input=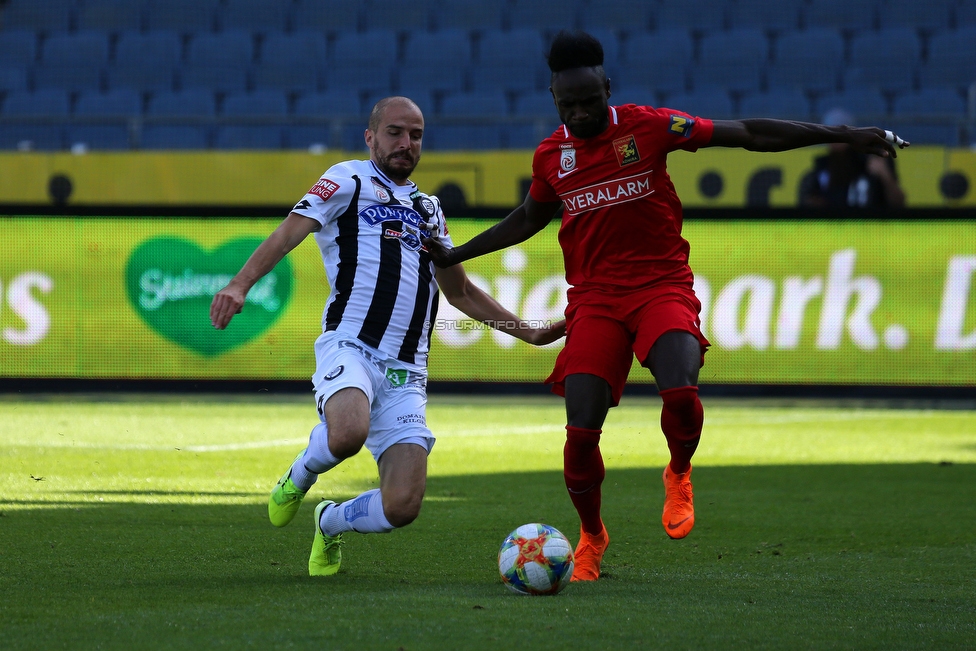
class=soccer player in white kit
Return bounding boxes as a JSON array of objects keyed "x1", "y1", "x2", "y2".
[{"x1": 210, "y1": 97, "x2": 565, "y2": 576}]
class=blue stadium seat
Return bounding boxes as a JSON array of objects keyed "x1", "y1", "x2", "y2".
[
  {"x1": 653, "y1": 0, "x2": 728, "y2": 33},
  {"x1": 75, "y1": 89, "x2": 142, "y2": 116},
  {"x1": 0, "y1": 125, "x2": 64, "y2": 150},
  {"x1": 145, "y1": 0, "x2": 219, "y2": 33},
  {"x1": 66, "y1": 124, "x2": 132, "y2": 150},
  {"x1": 149, "y1": 90, "x2": 217, "y2": 117},
  {"x1": 514, "y1": 90, "x2": 556, "y2": 117},
  {"x1": 614, "y1": 86, "x2": 663, "y2": 107},
  {"x1": 766, "y1": 28, "x2": 843, "y2": 94},
  {"x1": 803, "y1": 0, "x2": 878, "y2": 32},
  {"x1": 584, "y1": 29, "x2": 623, "y2": 70},
  {"x1": 294, "y1": 91, "x2": 363, "y2": 118},
  {"x1": 222, "y1": 90, "x2": 289, "y2": 117},
  {"x1": 0, "y1": 30, "x2": 39, "y2": 67},
  {"x1": 140, "y1": 125, "x2": 211, "y2": 149},
  {"x1": 76, "y1": 0, "x2": 144, "y2": 33},
  {"x1": 883, "y1": 122, "x2": 962, "y2": 147},
  {"x1": 253, "y1": 31, "x2": 327, "y2": 93},
  {"x1": 440, "y1": 91, "x2": 509, "y2": 118},
  {"x1": 328, "y1": 30, "x2": 398, "y2": 93},
  {"x1": 693, "y1": 29, "x2": 769, "y2": 93},
  {"x1": 0, "y1": 0, "x2": 75, "y2": 34},
  {"x1": 33, "y1": 31, "x2": 110, "y2": 92},
  {"x1": 471, "y1": 29, "x2": 548, "y2": 93},
  {"x1": 362, "y1": 0, "x2": 435, "y2": 32},
  {"x1": 877, "y1": 0, "x2": 954, "y2": 31},
  {"x1": 578, "y1": 2, "x2": 653, "y2": 34},
  {"x1": 507, "y1": 0, "x2": 581, "y2": 32},
  {"x1": 290, "y1": 0, "x2": 361, "y2": 34},
  {"x1": 107, "y1": 31, "x2": 181, "y2": 93},
  {"x1": 918, "y1": 28, "x2": 976, "y2": 93},
  {"x1": 814, "y1": 89, "x2": 889, "y2": 122},
  {"x1": 214, "y1": 125, "x2": 284, "y2": 149},
  {"x1": 219, "y1": 0, "x2": 290, "y2": 33},
  {"x1": 433, "y1": 2, "x2": 505, "y2": 31},
  {"x1": 621, "y1": 29, "x2": 693, "y2": 97},
  {"x1": 398, "y1": 30, "x2": 471, "y2": 94},
  {"x1": 727, "y1": 0, "x2": 802, "y2": 32},
  {"x1": 504, "y1": 121, "x2": 561, "y2": 149},
  {"x1": 958, "y1": 3, "x2": 976, "y2": 28},
  {"x1": 738, "y1": 89, "x2": 812, "y2": 120},
  {"x1": 661, "y1": 89, "x2": 736, "y2": 119},
  {"x1": 180, "y1": 31, "x2": 255, "y2": 94},
  {"x1": 286, "y1": 124, "x2": 332, "y2": 150},
  {"x1": 892, "y1": 87, "x2": 966, "y2": 118},
  {"x1": 0, "y1": 65, "x2": 28, "y2": 93},
  {"x1": 425, "y1": 124, "x2": 502, "y2": 150},
  {"x1": 844, "y1": 28, "x2": 920, "y2": 93},
  {"x1": 2, "y1": 89, "x2": 71, "y2": 115}
]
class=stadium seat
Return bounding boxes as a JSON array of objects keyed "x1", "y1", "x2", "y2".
[
  {"x1": 584, "y1": 29, "x2": 623, "y2": 70},
  {"x1": 253, "y1": 31, "x2": 327, "y2": 94},
  {"x1": 214, "y1": 125, "x2": 284, "y2": 149},
  {"x1": 33, "y1": 31, "x2": 110, "y2": 92},
  {"x1": 881, "y1": 120, "x2": 962, "y2": 147},
  {"x1": 424, "y1": 124, "x2": 503, "y2": 150},
  {"x1": 738, "y1": 89, "x2": 812, "y2": 120},
  {"x1": 145, "y1": 0, "x2": 219, "y2": 33},
  {"x1": 66, "y1": 124, "x2": 133, "y2": 150},
  {"x1": 766, "y1": 28, "x2": 844, "y2": 94},
  {"x1": 693, "y1": 29, "x2": 769, "y2": 93},
  {"x1": 294, "y1": 91, "x2": 363, "y2": 118},
  {"x1": 918, "y1": 28, "x2": 976, "y2": 93},
  {"x1": 814, "y1": 89, "x2": 889, "y2": 122},
  {"x1": 218, "y1": 0, "x2": 290, "y2": 33},
  {"x1": 362, "y1": 0, "x2": 436, "y2": 32},
  {"x1": 290, "y1": 0, "x2": 361, "y2": 34},
  {"x1": 506, "y1": 0, "x2": 582, "y2": 33},
  {"x1": 75, "y1": 89, "x2": 142, "y2": 116},
  {"x1": 504, "y1": 121, "x2": 561, "y2": 149},
  {"x1": 958, "y1": 3, "x2": 976, "y2": 27},
  {"x1": 514, "y1": 90, "x2": 556, "y2": 117},
  {"x1": 844, "y1": 28, "x2": 920, "y2": 93},
  {"x1": 0, "y1": 89, "x2": 69, "y2": 150},
  {"x1": 328, "y1": 30, "x2": 398, "y2": 93},
  {"x1": 471, "y1": 29, "x2": 548, "y2": 93},
  {"x1": 803, "y1": 0, "x2": 878, "y2": 32},
  {"x1": 76, "y1": 0, "x2": 144, "y2": 33},
  {"x1": 440, "y1": 91, "x2": 509, "y2": 118},
  {"x1": 0, "y1": 30, "x2": 38, "y2": 67},
  {"x1": 107, "y1": 31, "x2": 182, "y2": 94},
  {"x1": 0, "y1": 65, "x2": 28, "y2": 93},
  {"x1": 877, "y1": 0, "x2": 954, "y2": 31},
  {"x1": 286, "y1": 124, "x2": 333, "y2": 150},
  {"x1": 222, "y1": 90, "x2": 289, "y2": 117},
  {"x1": 578, "y1": 2, "x2": 653, "y2": 33},
  {"x1": 433, "y1": 2, "x2": 505, "y2": 31},
  {"x1": 180, "y1": 31, "x2": 255, "y2": 94},
  {"x1": 653, "y1": 0, "x2": 728, "y2": 33},
  {"x1": 0, "y1": 0, "x2": 75, "y2": 34},
  {"x1": 727, "y1": 0, "x2": 802, "y2": 32},
  {"x1": 621, "y1": 29, "x2": 693, "y2": 97},
  {"x1": 661, "y1": 89, "x2": 736, "y2": 119},
  {"x1": 140, "y1": 125, "x2": 211, "y2": 149},
  {"x1": 892, "y1": 87, "x2": 966, "y2": 118},
  {"x1": 0, "y1": 124, "x2": 64, "y2": 150},
  {"x1": 398, "y1": 30, "x2": 472, "y2": 94},
  {"x1": 148, "y1": 90, "x2": 217, "y2": 117},
  {"x1": 2, "y1": 89, "x2": 71, "y2": 115}
]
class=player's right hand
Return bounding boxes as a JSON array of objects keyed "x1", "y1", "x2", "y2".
[{"x1": 210, "y1": 286, "x2": 245, "y2": 329}]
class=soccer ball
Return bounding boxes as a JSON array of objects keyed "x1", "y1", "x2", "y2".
[{"x1": 498, "y1": 523, "x2": 575, "y2": 595}]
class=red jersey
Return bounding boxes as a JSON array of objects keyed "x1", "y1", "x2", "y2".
[{"x1": 529, "y1": 104, "x2": 713, "y2": 298}]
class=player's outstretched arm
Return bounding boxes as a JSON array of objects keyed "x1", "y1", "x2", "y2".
[
  {"x1": 210, "y1": 212, "x2": 318, "y2": 329},
  {"x1": 424, "y1": 194, "x2": 561, "y2": 268},
  {"x1": 709, "y1": 119, "x2": 910, "y2": 158},
  {"x1": 434, "y1": 264, "x2": 566, "y2": 346}
]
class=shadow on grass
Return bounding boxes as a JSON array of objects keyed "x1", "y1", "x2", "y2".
[{"x1": 1, "y1": 463, "x2": 974, "y2": 650}]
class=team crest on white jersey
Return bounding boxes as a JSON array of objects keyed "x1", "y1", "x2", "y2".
[
  {"x1": 371, "y1": 178, "x2": 391, "y2": 203},
  {"x1": 559, "y1": 143, "x2": 576, "y2": 175}
]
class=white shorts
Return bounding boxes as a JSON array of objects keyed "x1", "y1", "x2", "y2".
[{"x1": 312, "y1": 331, "x2": 434, "y2": 462}]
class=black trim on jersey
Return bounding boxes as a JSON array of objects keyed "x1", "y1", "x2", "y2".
[
  {"x1": 398, "y1": 249, "x2": 432, "y2": 362},
  {"x1": 324, "y1": 176, "x2": 362, "y2": 331},
  {"x1": 357, "y1": 225, "x2": 402, "y2": 349}
]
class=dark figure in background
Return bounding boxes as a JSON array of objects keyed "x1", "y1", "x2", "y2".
[{"x1": 799, "y1": 108, "x2": 907, "y2": 208}]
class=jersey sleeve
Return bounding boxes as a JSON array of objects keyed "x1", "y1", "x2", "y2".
[
  {"x1": 290, "y1": 169, "x2": 357, "y2": 227},
  {"x1": 528, "y1": 144, "x2": 560, "y2": 204},
  {"x1": 645, "y1": 106, "x2": 714, "y2": 153}
]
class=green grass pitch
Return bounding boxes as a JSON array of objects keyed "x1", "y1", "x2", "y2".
[{"x1": 1, "y1": 394, "x2": 974, "y2": 650}]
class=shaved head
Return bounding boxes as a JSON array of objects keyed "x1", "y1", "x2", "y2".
[{"x1": 369, "y1": 96, "x2": 423, "y2": 132}]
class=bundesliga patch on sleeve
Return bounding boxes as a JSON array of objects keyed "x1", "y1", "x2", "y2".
[
  {"x1": 668, "y1": 115, "x2": 695, "y2": 138},
  {"x1": 308, "y1": 178, "x2": 340, "y2": 200}
]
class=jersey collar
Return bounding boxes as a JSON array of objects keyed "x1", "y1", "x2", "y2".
[
  {"x1": 561, "y1": 106, "x2": 619, "y2": 139},
  {"x1": 369, "y1": 160, "x2": 417, "y2": 191}
]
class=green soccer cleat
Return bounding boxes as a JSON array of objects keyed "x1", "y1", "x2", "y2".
[
  {"x1": 268, "y1": 450, "x2": 307, "y2": 527},
  {"x1": 309, "y1": 500, "x2": 343, "y2": 576}
]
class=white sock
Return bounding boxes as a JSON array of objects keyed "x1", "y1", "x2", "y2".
[
  {"x1": 290, "y1": 422, "x2": 341, "y2": 492},
  {"x1": 320, "y1": 489, "x2": 394, "y2": 535}
]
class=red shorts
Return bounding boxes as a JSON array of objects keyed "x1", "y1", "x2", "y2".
[{"x1": 546, "y1": 284, "x2": 710, "y2": 406}]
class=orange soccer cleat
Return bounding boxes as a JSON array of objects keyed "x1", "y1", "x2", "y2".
[
  {"x1": 662, "y1": 464, "x2": 695, "y2": 539},
  {"x1": 571, "y1": 524, "x2": 610, "y2": 582}
]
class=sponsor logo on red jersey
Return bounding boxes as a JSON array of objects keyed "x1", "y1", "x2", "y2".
[
  {"x1": 308, "y1": 178, "x2": 340, "y2": 201},
  {"x1": 560, "y1": 171, "x2": 654, "y2": 215},
  {"x1": 668, "y1": 115, "x2": 695, "y2": 137}
]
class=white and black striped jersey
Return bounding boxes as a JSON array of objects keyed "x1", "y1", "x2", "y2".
[{"x1": 291, "y1": 159, "x2": 453, "y2": 366}]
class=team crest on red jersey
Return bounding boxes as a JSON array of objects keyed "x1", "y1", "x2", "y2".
[
  {"x1": 613, "y1": 135, "x2": 640, "y2": 166},
  {"x1": 559, "y1": 142, "x2": 577, "y2": 176}
]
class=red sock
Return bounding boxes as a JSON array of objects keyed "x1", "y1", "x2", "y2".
[
  {"x1": 660, "y1": 386, "x2": 703, "y2": 474},
  {"x1": 563, "y1": 426, "x2": 605, "y2": 535}
]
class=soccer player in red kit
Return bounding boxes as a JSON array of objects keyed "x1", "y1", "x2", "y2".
[{"x1": 425, "y1": 31, "x2": 908, "y2": 581}]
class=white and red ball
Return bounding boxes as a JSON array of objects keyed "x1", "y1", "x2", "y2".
[{"x1": 498, "y1": 523, "x2": 574, "y2": 595}]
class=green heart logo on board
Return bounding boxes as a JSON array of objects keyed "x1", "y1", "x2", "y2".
[{"x1": 125, "y1": 236, "x2": 293, "y2": 356}]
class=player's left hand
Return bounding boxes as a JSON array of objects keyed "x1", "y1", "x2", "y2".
[
  {"x1": 210, "y1": 285, "x2": 246, "y2": 329},
  {"x1": 850, "y1": 127, "x2": 910, "y2": 158},
  {"x1": 524, "y1": 319, "x2": 567, "y2": 346}
]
